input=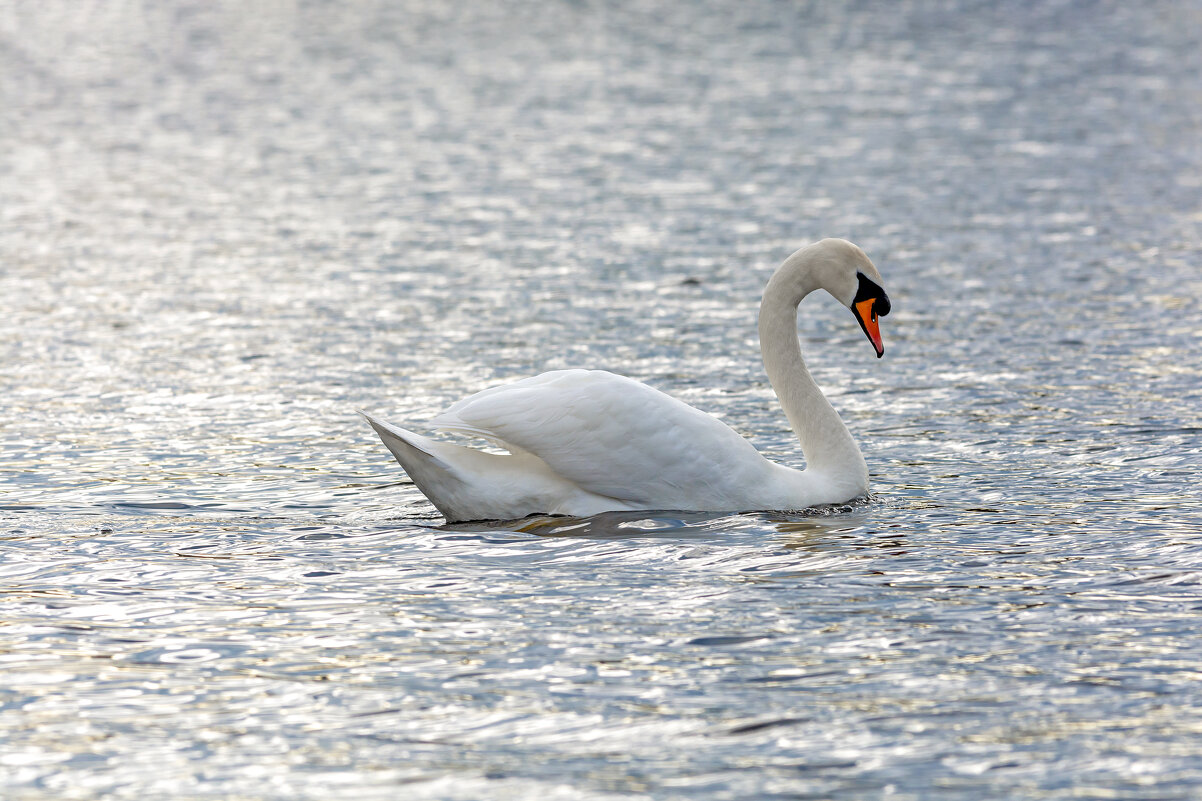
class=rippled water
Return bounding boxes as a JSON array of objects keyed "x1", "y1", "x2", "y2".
[{"x1": 4, "y1": 1, "x2": 1202, "y2": 798}]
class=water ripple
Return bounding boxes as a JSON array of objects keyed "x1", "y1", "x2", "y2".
[{"x1": 4, "y1": 0, "x2": 1202, "y2": 798}]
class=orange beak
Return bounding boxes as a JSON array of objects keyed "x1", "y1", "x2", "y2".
[{"x1": 853, "y1": 298, "x2": 884, "y2": 358}]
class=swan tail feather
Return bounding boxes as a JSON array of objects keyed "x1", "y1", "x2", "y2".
[
  {"x1": 360, "y1": 412, "x2": 452, "y2": 470},
  {"x1": 362, "y1": 411, "x2": 496, "y2": 519}
]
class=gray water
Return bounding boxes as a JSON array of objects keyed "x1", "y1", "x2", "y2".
[{"x1": 3, "y1": 1, "x2": 1202, "y2": 798}]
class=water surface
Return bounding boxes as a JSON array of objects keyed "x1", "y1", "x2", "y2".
[{"x1": 3, "y1": 1, "x2": 1202, "y2": 798}]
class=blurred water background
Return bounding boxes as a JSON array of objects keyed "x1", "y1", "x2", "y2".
[{"x1": 3, "y1": 1, "x2": 1202, "y2": 798}]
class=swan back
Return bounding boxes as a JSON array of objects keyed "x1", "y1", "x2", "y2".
[{"x1": 430, "y1": 369, "x2": 785, "y2": 510}]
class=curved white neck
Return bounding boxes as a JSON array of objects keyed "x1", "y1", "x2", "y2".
[{"x1": 757, "y1": 265, "x2": 868, "y2": 489}]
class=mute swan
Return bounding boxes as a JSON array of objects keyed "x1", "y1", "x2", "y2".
[{"x1": 363, "y1": 238, "x2": 891, "y2": 522}]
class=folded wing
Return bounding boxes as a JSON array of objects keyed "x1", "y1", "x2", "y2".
[{"x1": 429, "y1": 369, "x2": 770, "y2": 508}]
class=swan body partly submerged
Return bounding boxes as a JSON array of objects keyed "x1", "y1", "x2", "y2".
[{"x1": 364, "y1": 238, "x2": 891, "y2": 522}]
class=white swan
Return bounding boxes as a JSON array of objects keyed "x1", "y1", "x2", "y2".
[{"x1": 363, "y1": 238, "x2": 891, "y2": 522}]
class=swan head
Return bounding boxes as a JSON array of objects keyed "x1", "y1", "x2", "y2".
[{"x1": 778, "y1": 238, "x2": 891, "y2": 358}]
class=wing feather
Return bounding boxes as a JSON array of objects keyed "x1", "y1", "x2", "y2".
[{"x1": 429, "y1": 369, "x2": 768, "y2": 507}]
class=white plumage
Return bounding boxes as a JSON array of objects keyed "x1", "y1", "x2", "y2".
[{"x1": 364, "y1": 238, "x2": 891, "y2": 522}]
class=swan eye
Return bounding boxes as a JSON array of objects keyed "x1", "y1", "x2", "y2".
[{"x1": 854, "y1": 272, "x2": 890, "y2": 317}]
